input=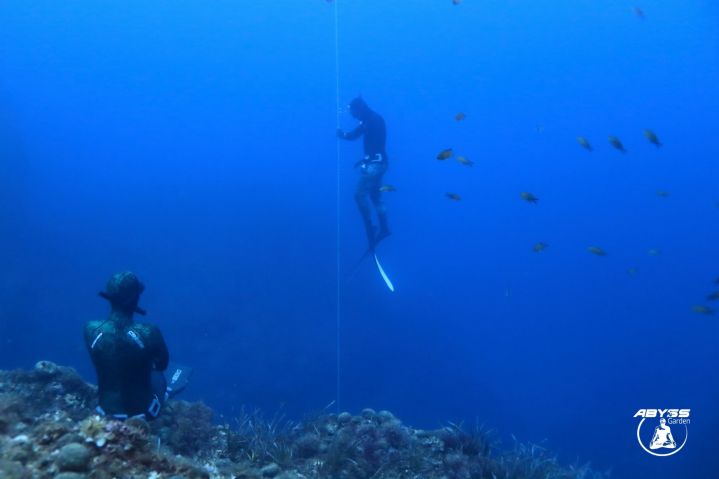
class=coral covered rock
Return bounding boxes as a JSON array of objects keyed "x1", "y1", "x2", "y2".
[
  {"x1": 55, "y1": 443, "x2": 91, "y2": 472},
  {"x1": 0, "y1": 364, "x2": 608, "y2": 479}
]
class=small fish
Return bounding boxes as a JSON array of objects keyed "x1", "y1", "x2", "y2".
[
  {"x1": 379, "y1": 185, "x2": 396, "y2": 192},
  {"x1": 643, "y1": 129, "x2": 662, "y2": 147},
  {"x1": 587, "y1": 246, "x2": 607, "y2": 256},
  {"x1": 454, "y1": 112, "x2": 466, "y2": 121},
  {"x1": 647, "y1": 249, "x2": 661, "y2": 256},
  {"x1": 437, "y1": 148, "x2": 453, "y2": 160},
  {"x1": 715, "y1": 277, "x2": 719, "y2": 285},
  {"x1": 634, "y1": 7, "x2": 645, "y2": 19},
  {"x1": 452, "y1": 0, "x2": 462, "y2": 5},
  {"x1": 692, "y1": 305, "x2": 714, "y2": 315},
  {"x1": 532, "y1": 242, "x2": 548, "y2": 253},
  {"x1": 627, "y1": 267, "x2": 638, "y2": 275},
  {"x1": 706, "y1": 291, "x2": 719, "y2": 301},
  {"x1": 656, "y1": 190, "x2": 670, "y2": 198},
  {"x1": 577, "y1": 136, "x2": 593, "y2": 151},
  {"x1": 520, "y1": 192, "x2": 539, "y2": 204},
  {"x1": 445, "y1": 193, "x2": 461, "y2": 201},
  {"x1": 456, "y1": 156, "x2": 474, "y2": 167},
  {"x1": 608, "y1": 136, "x2": 626, "y2": 153}
]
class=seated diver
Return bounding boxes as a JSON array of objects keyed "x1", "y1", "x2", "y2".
[
  {"x1": 337, "y1": 96, "x2": 391, "y2": 251},
  {"x1": 84, "y1": 271, "x2": 190, "y2": 420}
]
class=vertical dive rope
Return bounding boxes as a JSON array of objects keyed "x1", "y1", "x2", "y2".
[{"x1": 333, "y1": 0, "x2": 342, "y2": 414}]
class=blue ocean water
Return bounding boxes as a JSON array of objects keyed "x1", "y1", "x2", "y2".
[{"x1": 1, "y1": 1, "x2": 718, "y2": 477}]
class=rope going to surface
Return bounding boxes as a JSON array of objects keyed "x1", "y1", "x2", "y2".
[{"x1": 333, "y1": 0, "x2": 342, "y2": 414}]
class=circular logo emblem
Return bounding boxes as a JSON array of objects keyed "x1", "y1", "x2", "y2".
[{"x1": 636, "y1": 417, "x2": 689, "y2": 457}]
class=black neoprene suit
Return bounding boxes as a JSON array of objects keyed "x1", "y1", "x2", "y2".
[
  {"x1": 341, "y1": 109, "x2": 388, "y2": 161},
  {"x1": 85, "y1": 315, "x2": 168, "y2": 417}
]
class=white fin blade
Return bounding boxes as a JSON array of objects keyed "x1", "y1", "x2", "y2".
[{"x1": 373, "y1": 253, "x2": 395, "y2": 292}]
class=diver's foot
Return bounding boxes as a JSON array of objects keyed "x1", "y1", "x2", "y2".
[
  {"x1": 375, "y1": 229, "x2": 392, "y2": 245},
  {"x1": 364, "y1": 223, "x2": 377, "y2": 250}
]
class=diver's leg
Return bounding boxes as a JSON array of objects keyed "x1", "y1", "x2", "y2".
[
  {"x1": 151, "y1": 370, "x2": 168, "y2": 403},
  {"x1": 372, "y1": 191, "x2": 390, "y2": 241},
  {"x1": 370, "y1": 166, "x2": 391, "y2": 242},
  {"x1": 355, "y1": 175, "x2": 376, "y2": 250},
  {"x1": 376, "y1": 211, "x2": 390, "y2": 242},
  {"x1": 143, "y1": 370, "x2": 167, "y2": 419}
]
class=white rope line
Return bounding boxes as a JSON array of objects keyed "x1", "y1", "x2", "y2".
[{"x1": 333, "y1": 0, "x2": 342, "y2": 414}]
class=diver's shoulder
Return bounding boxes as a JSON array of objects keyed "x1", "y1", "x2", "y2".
[
  {"x1": 84, "y1": 320, "x2": 105, "y2": 332},
  {"x1": 131, "y1": 321, "x2": 163, "y2": 337},
  {"x1": 369, "y1": 111, "x2": 385, "y2": 126}
]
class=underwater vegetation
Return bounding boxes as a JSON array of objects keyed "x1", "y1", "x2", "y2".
[{"x1": 0, "y1": 362, "x2": 609, "y2": 479}]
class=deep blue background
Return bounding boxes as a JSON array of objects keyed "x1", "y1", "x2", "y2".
[{"x1": 1, "y1": 1, "x2": 718, "y2": 477}]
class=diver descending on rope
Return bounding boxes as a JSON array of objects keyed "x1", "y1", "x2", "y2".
[
  {"x1": 337, "y1": 96, "x2": 395, "y2": 292},
  {"x1": 336, "y1": 96, "x2": 391, "y2": 252}
]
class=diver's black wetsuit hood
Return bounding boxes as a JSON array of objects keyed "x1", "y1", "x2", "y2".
[
  {"x1": 98, "y1": 271, "x2": 147, "y2": 316},
  {"x1": 349, "y1": 96, "x2": 371, "y2": 121}
]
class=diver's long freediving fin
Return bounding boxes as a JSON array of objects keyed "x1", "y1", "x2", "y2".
[
  {"x1": 348, "y1": 248, "x2": 373, "y2": 278},
  {"x1": 373, "y1": 253, "x2": 395, "y2": 292},
  {"x1": 347, "y1": 232, "x2": 394, "y2": 291},
  {"x1": 164, "y1": 363, "x2": 193, "y2": 400},
  {"x1": 347, "y1": 231, "x2": 391, "y2": 282}
]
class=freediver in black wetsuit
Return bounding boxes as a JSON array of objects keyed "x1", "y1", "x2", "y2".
[
  {"x1": 84, "y1": 272, "x2": 191, "y2": 420},
  {"x1": 336, "y1": 96, "x2": 391, "y2": 251}
]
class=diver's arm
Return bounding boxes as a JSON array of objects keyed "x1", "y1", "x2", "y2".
[
  {"x1": 149, "y1": 327, "x2": 169, "y2": 372},
  {"x1": 83, "y1": 324, "x2": 92, "y2": 350},
  {"x1": 83, "y1": 321, "x2": 101, "y2": 352},
  {"x1": 337, "y1": 122, "x2": 364, "y2": 140}
]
